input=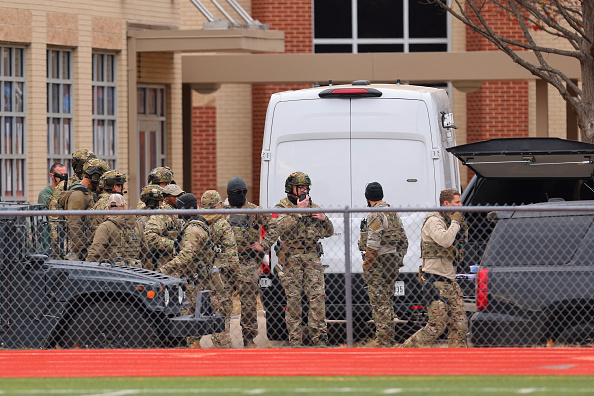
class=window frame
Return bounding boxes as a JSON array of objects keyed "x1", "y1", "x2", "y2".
[
  {"x1": 92, "y1": 52, "x2": 118, "y2": 170},
  {"x1": 0, "y1": 46, "x2": 27, "y2": 201},
  {"x1": 46, "y1": 48, "x2": 74, "y2": 174},
  {"x1": 313, "y1": 0, "x2": 451, "y2": 54}
]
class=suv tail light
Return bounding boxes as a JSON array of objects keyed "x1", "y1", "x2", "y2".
[{"x1": 476, "y1": 268, "x2": 489, "y2": 311}]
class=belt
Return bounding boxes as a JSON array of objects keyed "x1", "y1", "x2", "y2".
[{"x1": 423, "y1": 272, "x2": 453, "y2": 284}]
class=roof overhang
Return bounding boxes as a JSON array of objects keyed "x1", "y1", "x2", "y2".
[
  {"x1": 181, "y1": 51, "x2": 580, "y2": 84},
  {"x1": 128, "y1": 28, "x2": 284, "y2": 53}
]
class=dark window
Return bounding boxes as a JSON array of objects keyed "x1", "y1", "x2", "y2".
[
  {"x1": 358, "y1": 44, "x2": 404, "y2": 53},
  {"x1": 314, "y1": 0, "x2": 352, "y2": 38},
  {"x1": 409, "y1": 0, "x2": 447, "y2": 38},
  {"x1": 315, "y1": 44, "x2": 353, "y2": 53},
  {"x1": 483, "y1": 216, "x2": 593, "y2": 267},
  {"x1": 409, "y1": 43, "x2": 448, "y2": 52},
  {"x1": 357, "y1": 0, "x2": 403, "y2": 38}
]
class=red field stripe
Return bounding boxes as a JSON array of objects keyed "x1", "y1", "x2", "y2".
[{"x1": 1, "y1": 348, "x2": 594, "y2": 378}]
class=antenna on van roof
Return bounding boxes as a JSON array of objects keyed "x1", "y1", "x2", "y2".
[
  {"x1": 396, "y1": 79, "x2": 401, "y2": 85},
  {"x1": 313, "y1": 82, "x2": 320, "y2": 88},
  {"x1": 329, "y1": 80, "x2": 333, "y2": 86}
]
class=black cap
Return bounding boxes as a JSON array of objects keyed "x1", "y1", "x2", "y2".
[
  {"x1": 176, "y1": 193, "x2": 198, "y2": 210},
  {"x1": 227, "y1": 176, "x2": 248, "y2": 193},
  {"x1": 365, "y1": 182, "x2": 384, "y2": 201}
]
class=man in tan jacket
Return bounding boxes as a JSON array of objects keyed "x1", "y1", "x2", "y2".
[{"x1": 401, "y1": 189, "x2": 468, "y2": 347}]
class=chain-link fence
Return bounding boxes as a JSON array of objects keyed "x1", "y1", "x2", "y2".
[{"x1": 1, "y1": 202, "x2": 593, "y2": 349}]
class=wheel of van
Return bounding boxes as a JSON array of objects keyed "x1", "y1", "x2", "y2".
[
  {"x1": 556, "y1": 324, "x2": 594, "y2": 346},
  {"x1": 61, "y1": 301, "x2": 158, "y2": 348}
]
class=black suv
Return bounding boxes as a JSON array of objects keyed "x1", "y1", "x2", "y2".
[
  {"x1": 0, "y1": 203, "x2": 224, "y2": 349},
  {"x1": 448, "y1": 137, "x2": 594, "y2": 298},
  {"x1": 470, "y1": 201, "x2": 594, "y2": 346}
]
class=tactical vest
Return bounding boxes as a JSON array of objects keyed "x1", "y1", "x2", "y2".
[
  {"x1": 420, "y1": 213, "x2": 457, "y2": 262},
  {"x1": 228, "y1": 212, "x2": 259, "y2": 246},
  {"x1": 107, "y1": 219, "x2": 142, "y2": 267},
  {"x1": 358, "y1": 205, "x2": 408, "y2": 251}
]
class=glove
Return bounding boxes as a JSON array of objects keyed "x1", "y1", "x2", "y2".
[
  {"x1": 449, "y1": 212, "x2": 464, "y2": 224},
  {"x1": 362, "y1": 248, "x2": 378, "y2": 270}
]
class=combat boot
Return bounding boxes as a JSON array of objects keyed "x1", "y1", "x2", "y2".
[{"x1": 243, "y1": 336, "x2": 256, "y2": 348}]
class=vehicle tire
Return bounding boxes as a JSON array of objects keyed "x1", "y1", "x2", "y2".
[
  {"x1": 556, "y1": 324, "x2": 594, "y2": 346},
  {"x1": 61, "y1": 301, "x2": 158, "y2": 348}
]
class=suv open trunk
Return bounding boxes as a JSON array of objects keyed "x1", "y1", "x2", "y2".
[{"x1": 447, "y1": 137, "x2": 594, "y2": 297}]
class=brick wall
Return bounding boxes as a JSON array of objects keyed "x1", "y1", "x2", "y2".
[
  {"x1": 192, "y1": 106, "x2": 217, "y2": 196},
  {"x1": 466, "y1": 1, "x2": 529, "y2": 183},
  {"x1": 250, "y1": 0, "x2": 312, "y2": 204},
  {"x1": 252, "y1": 0, "x2": 312, "y2": 54}
]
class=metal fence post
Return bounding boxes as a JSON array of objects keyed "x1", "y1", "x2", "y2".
[{"x1": 343, "y1": 206, "x2": 354, "y2": 347}]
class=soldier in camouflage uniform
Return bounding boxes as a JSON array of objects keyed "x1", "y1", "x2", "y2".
[
  {"x1": 87, "y1": 194, "x2": 144, "y2": 267},
  {"x1": 137, "y1": 185, "x2": 165, "y2": 270},
  {"x1": 275, "y1": 171, "x2": 334, "y2": 347},
  {"x1": 143, "y1": 184, "x2": 184, "y2": 271},
  {"x1": 224, "y1": 176, "x2": 277, "y2": 347},
  {"x1": 202, "y1": 190, "x2": 240, "y2": 348},
  {"x1": 90, "y1": 170, "x2": 127, "y2": 234},
  {"x1": 401, "y1": 189, "x2": 468, "y2": 348},
  {"x1": 359, "y1": 182, "x2": 408, "y2": 347},
  {"x1": 137, "y1": 166, "x2": 175, "y2": 209},
  {"x1": 159, "y1": 193, "x2": 214, "y2": 347},
  {"x1": 58, "y1": 158, "x2": 110, "y2": 260},
  {"x1": 47, "y1": 149, "x2": 97, "y2": 255},
  {"x1": 71, "y1": 149, "x2": 97, "y2": 183}
]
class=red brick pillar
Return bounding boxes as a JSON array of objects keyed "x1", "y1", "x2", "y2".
[
  {"x1": 192, "y1": 106, "x2": 217, "y2": 196},
  {"x1": 466, "y1": 1, "x2": 529, "y2": 183},
  {"x1": 251, "y1": 0, "x2": 312, "y2": 205}
]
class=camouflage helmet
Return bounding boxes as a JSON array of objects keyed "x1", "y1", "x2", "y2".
[
  {"x1": 284, "y1": 171, "x2": 312, "y2": 194},
  {"x1": 72, "y1": 149, "x2": 97, "y2": 175},
  {"x1": 83, "y1": 158, "x2": 110, "y2": 184},
  {"x1": 201, "y1": 190, "x2": 222, "y2": 209},
  {"x1": 140, "y1": 185, "x2": 164, "y2": 206},
  {"x1": 148, "y1": 166, "x2": 175, "y2": 185},
  {"x1": 100, "y1": 169, "x2": 127, "y2": 192}
]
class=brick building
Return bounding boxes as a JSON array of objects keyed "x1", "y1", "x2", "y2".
[{"x1": 0, "y1": 0, "x2": 579, "y2": 204}]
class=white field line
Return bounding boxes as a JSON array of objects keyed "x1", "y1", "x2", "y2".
[{"x1": 2, "y1": 387, "x2": 594, "y2": 395}]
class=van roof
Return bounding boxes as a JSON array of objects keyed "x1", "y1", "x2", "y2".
[{"x1": 272, "y1": 82, "x2": 444, "y2": 101}]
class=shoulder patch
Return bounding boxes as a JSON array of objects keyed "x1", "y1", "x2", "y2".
[{"x1": 368, "y1": 218, "x2": 382, "y2": 232}]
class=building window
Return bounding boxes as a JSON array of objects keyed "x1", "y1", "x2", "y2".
[
  {"x1": 47, "y1": 49, "x2": 73, "y2": 172},
  {"x1": 137, "y1": 86, "x2": 167, "y2": 188},
  {"x1": 92, "y1": 53, "x2": 117, "y2": 169},
  {"x1": 0, "y1": 46, "x2": 26, "y2": 201},
  {"x1": 314, "y1": 0, "x2": 448, "y2": 53}
]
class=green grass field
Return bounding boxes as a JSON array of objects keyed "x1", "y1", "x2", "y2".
[{"x1": 1, "y1": 376, "x2": 594, "y2": 395}]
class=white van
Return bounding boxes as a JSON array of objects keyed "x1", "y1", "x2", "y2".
[{"x1": 258, "y1": 81, "x2": 460, "y2": 343}]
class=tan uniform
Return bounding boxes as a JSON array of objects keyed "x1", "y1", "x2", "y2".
[
  {"x1": 87, "y1": 215, "x2": 144, "y2": 267},
  {"x1": 401, "y1": 212, "x2": 468, "y2": 347},
  {"x1": 58, "y1": 183, "x2": 96, "y2": 260}
]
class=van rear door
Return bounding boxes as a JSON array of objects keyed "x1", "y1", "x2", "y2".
[{"x1": 350, "y1": 98, "x2": 436, "y2": 208}]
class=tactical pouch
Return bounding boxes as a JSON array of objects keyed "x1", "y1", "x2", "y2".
[
  {"x1": 358, "y1": 231, "x2": 367, "y2": 252},
  {"x1": 315, "y1": 241, "x2": 324, "y2": 258}
]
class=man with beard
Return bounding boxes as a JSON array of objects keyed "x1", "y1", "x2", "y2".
[{"x1": 59, "y1": 158, "x2": 110, "y2": 260}]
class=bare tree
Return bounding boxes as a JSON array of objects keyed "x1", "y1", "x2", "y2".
[{"x1": 433, "y1": 0, "x2": 594, "y2": 142}]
